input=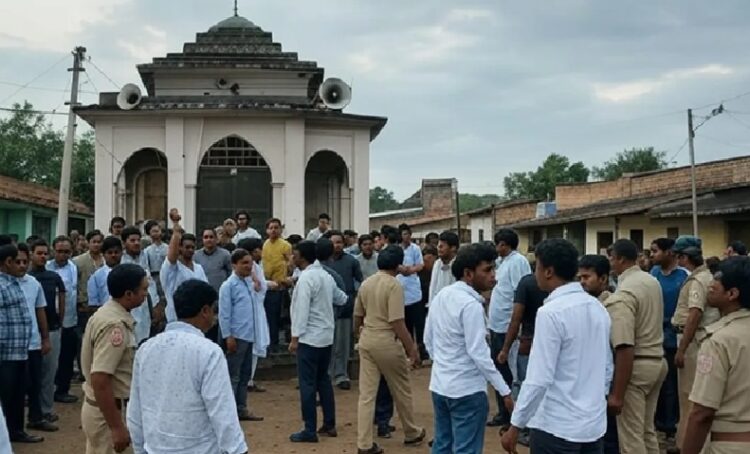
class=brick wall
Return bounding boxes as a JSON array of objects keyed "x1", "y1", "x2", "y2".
[
  {"x1": 422, "y1": 179, "x2": 456, "y2": 217},
  {"x1": 556, "y1": 156, "x2": 750, "y2": 210},
  {"x1": 496, "y1": 201, "x2": 538, "y2": 226}
]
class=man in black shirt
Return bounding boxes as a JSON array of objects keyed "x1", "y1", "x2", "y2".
[
  {"x1": 28, "y1": 240, "x2": 66, "y2": 424},
  {"x1": 498, "y1": 272, "x2": 548, "y2": 446}
]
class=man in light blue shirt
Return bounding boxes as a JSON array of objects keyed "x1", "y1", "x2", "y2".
[
  {"x1": 160, "y1": 210, "x2": 208, "y2": 323},
  {"x1": 121, "y1": 227, "x2": 157, "y2": 344},
  {"x1": 15, "y1": 243, "x2": 55, "y2": 433},
  {"x1": 487, "y1": 228, "x2": 531, "y2": 427},
  {"x1": 128, "y1": 279, "x2": 248, "y2": 454},
  {"x1": 219, "y1": 249, "x2": 263, "y2": 422},
  {"x1": 46, "y1": 235, "x2": 79, "y2": 405},
  {"x1": 87, "y1": 237, "x2": 124, "y2": 310},
  {"x1": 396, "y1": 224, "x2": 425, "y2": 360},
  {"x1": 288, "y1": 241, "x2": 348, "y2": 443}
]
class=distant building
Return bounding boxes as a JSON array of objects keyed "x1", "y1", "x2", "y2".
[
  {"x1": 0, "y1": 174, "x2": 93, "y2": 242},
  {"x1": 76, "y1": 14, "x2": 386, "y2": 236},
  {"x1": 509, "y1": 156, "x2": 750, "y2": 257},
  {"x1": 465, "y1": 199, "x2": 539, "y2": 245}
]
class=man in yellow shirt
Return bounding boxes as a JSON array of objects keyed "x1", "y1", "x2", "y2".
[{"x1": 261, "y1": 218, "x2": 292, "y2": 352}]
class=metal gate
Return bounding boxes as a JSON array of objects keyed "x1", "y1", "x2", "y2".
[{"x1": 195, "y1": 136, "x2": 272, "y2": 234}]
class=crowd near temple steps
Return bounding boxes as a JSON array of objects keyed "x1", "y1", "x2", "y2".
[{"x1": 3, "y1": 7, "x2": 750, "y2": 454}]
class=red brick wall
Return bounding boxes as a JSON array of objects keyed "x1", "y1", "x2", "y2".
[
  {"x1": 422, "y1": 179, "x2": 456, "y2": 217},
  {"x1": 556, "y1": 156, "x2": 750, "y2": 210}
]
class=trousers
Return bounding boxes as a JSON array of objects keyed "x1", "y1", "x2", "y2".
[
  {"x1": 329, "y1": 317, "x2": 352, "y2": 384},
  {"x1": 530, "y1": 429, "x2": 604, "y2": 454},
  {"x1": 357, "y1": 332, "x2": 421, "y2": 449},
  {"x1": 226, "y1": 339, "x2": 254, "y2": 413},
  {"x1": 616, "y1": 357, "x2": 668, "y2": 454},
  {"x1": 0, "y1": 360, "x2": 27, "y2": 434},
  {"x1": 677, "y1": 337, "x2": 700, "y2": 450}
]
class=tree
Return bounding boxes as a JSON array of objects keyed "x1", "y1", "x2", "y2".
[
  {"x1": 503, "y1": 153, "x2": 589, "y2": 200},
  {"x1": 369, "y1": 186, "x2": 400, "y2": 213},
  {"x1": 591, "y1": 147, "x2": 667, "y2": 181},
  {"x1": 458, "y1": 193, "x2": 504, "y2": 213},
  {"x1": 0, "y1": 101, "x2": 95, "y2": 208}
]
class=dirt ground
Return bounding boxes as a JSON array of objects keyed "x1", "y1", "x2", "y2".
[{"x1": 13, "y1": 367, "x2": 529, "y2": 454}]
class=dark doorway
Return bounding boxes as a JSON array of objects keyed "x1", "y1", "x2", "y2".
[{"x1": 196, "y1": 136, "x2": 272, "y2": 234}]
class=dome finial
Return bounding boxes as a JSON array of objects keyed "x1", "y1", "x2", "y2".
[{"x1": 233, "y1": 0, "x2": 238, "y2": 16}]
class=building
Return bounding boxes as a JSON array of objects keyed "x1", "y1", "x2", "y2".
[
  {"x1": 465, "y1": 199, "x2": 539, "y2": 244},
  {"x1": 509, "y1": 156, "x2": 750, "y2": 257},
  {"x1": 0, "y1": 174, "x2": 93, "y2": 243},
  {"x1": 75, "y1": 13, "x2": 386, "y2": 236},
  {"x1": 368, "y1": 178, "x2": 470, "y2": 242}
]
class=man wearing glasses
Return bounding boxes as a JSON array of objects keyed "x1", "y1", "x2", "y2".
[{"x1": 46, "y1": 236, "x2": 79, "y2": 405}]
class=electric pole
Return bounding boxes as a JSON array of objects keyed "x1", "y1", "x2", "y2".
[
  {"x1": 687, "y1": 108, "x2": 698, "y2": 237},
  {"x1": 56, "y1": 46, "x2": 86, "y2": 236}
]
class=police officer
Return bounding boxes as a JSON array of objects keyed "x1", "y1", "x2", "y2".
[
  {"x1": 671, "y1": 236, "x2": 719, "y2": 451},
  {"x1": 682, "y1": 257, "x2": 750, "y2": 454},
  {"x1": 80, "y1": 263, "x2": 148, "y2": 454},
  {"x1": 605, "y1": 239, "x2": 667, "y2": 454}
]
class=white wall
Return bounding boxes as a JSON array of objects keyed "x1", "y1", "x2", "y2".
[
  {"x1": 468, "y1": 214, "x2": 493, "y2": 242},
  {"x1": 94, "y1": 114, "x2": 372, "y2": 235}
]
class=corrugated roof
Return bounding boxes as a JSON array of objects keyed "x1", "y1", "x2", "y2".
[
  {"x1": 369, "y1": 207, "x2": 422, "y2": 219},
  {"x1": 0, "y1": 174, "x2": 92, "y2": 215},
  {"x1": 650, "y1": 186, "x2": 750, "y2": 218}
]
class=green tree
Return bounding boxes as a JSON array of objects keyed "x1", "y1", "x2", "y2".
[
  {"x1": 369, "y1": 186, "x2": 400, "y2": 213},
  {"x1": 591, "y1": 147, "x2": 667, "y2": 181},
  {"x1": 458, "y1": 193, "x2": 504, "y2": 213},
  {"x1": 503, "y1": 153, "x2": 589, "y2": 200},
  {"x1": 0, "y1": 101, "x2": 95, "y2": 207}
]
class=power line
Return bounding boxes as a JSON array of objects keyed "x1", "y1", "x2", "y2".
[
  {"x1": 725, "y1": 111, "x2": 750, "y2": 131},
  {"x1": 666, "y1": 137, "x2": 689, "y2": 164},
  {"x1": 0, "y1": 80, "x2": 96, "y2": 95},
  {"x1": 87, "y1": 56, "x2": 120, "y2": 89},
  {"x1": 0, "y1": 106, "x2": 68, "y2": 116},
  {"x1": 699, "y1": 134, "x2": 750, "y2": 150},
  {"x1": 0, "y1": 53, "x2": 70, "y2": 105},
  {"x1": 83, "y1": 71, "x2": 99, "y2": 95}
]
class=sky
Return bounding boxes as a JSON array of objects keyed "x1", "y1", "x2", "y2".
[{"x1": 2, "y1": 0, "x2": 750, "y2": 200}]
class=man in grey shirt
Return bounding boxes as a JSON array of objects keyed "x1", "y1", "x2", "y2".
[
  {"x1": 195, "y1": 229, "x2": 232, "y2": 292},
  {"x1": 356, "y1": 234, "x2": 379, "y2": 281},
  {"x1": 195, "y1": 228, "x2": 232, "y2": 343}
]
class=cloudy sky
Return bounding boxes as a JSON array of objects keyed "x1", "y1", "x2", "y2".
[{"x1": 2, "y1": 0, "x2": 750, "y2": 200}]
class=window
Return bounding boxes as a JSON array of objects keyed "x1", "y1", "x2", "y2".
[
  {"x1": 201, "y1": 136, "x2": 268, "y2": 168},
  {"x1": 597, "y1": 231, "x2": 614, "y2": 255},
  {"x1": 32, "y1": 215, "x2": 52, "y2": 243},
  {"x1": 630, "y1": 229, "x2": 644, "y2": 251},
  {"x1": 478, "y1": 228, "x2": 484, "y2": 242},
  {"x1": 667, "y1": 227, "x2": 679, "y2": 239},
  {"x1": 532, "y1": 229, "x2": 543, "y2": 247}
]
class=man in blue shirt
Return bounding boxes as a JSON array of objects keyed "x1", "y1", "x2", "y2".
[
  {"x1": 488, "y1": 228, "x2": 530, "y2": 427},
  {"x1": 46, "y1": 236, "x2": 79, "y2": 405},
  {"x1": 396, "y1": 224, "x2": 425, "y2": 368},
  {"x1": 219, "y1": 249, "x2": 263, "y2": 422},
  {"x1": 650, "y1": 237, "x2": 689, "y2": 449}
]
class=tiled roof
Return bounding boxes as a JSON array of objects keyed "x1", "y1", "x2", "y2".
[{"x1": 0, "y1": 174, "x2": 92, "y2": 215}]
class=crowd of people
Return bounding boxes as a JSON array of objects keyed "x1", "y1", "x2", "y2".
[{"x1": 1, "y1": 208, "x2": 749, "y2": 454}]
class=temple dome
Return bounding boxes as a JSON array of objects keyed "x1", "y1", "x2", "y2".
[{"x1": 209, "y1": 15, "x2": 258, "y2": 31}]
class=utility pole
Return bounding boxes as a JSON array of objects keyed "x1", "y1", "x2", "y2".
[
  {"x1": 687, "y1": 109, "x2": 698, "y2": 237},
  {"x1": 453, "y1": 179, "x2": 461, "y2": 242},
  {"x1": 56, "y1": 46, "x2": 86, "y2": 236}
]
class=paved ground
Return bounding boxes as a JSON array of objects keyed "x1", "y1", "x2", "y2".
[{"x1": 13, "y1": 367, "x2": 529, "y2": 454}]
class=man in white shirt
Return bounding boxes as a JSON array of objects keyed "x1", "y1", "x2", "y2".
[
  {"x1": 160, "y1": 209, "x2": 208, "y2": 323},
  {"x1": 288, "y1": 241, "x2": 348, "y2": 443},
  {"x1": 306, "y1": 213, "x2": 331, "y2": 242},
  {"x1": 425, "y1": 242, "x2": 514, "y2": 454},
  {"x1": 232, "y1": 210, "x2": 261, "y2": 243},
  {"x1": 502, "y1": 239, "x2": 612, "y2": 454},
  {"x1": 127, "y1": 279, "x2": 248, "y2": 454},
  {"x1": 428, "y1": 231, "x2": 459, "y2": 305}
]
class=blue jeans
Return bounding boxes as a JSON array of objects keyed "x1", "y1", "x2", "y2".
[
  {"x1": 297, "y1": 343, "x2": 335, "y2": 434},
  {"x1": 375, "y1": 375, "x2": 393, "y2": 428},
  {"x1": 431, "y1": 391, "x2": 489, "y2": 454},
  {"x1": 512, "y1": 353, "x2": 529, "y2": 399},
  {"x1": 226, "y1": 339, "x2": 254, "y2": 413},
  {"x1": 655, "y1": 347, "x2": 679, "y2": 434}
]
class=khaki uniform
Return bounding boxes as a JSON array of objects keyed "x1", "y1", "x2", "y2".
[
  {"x1": 605, "y1": 265, "x2": 667, "y2": 454},
  {"x1": 354, "y1": 272, "x2": 423, "y2": 450},
  {"x1": 672, "y1": 265, "x2": 719, "y2": 447},
  {"x1": 80, "y1": 300, "x2": 136, "y2": 454},
  {"x1": 689, "y1": 309, "x2": 750, "y2": 454}
]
